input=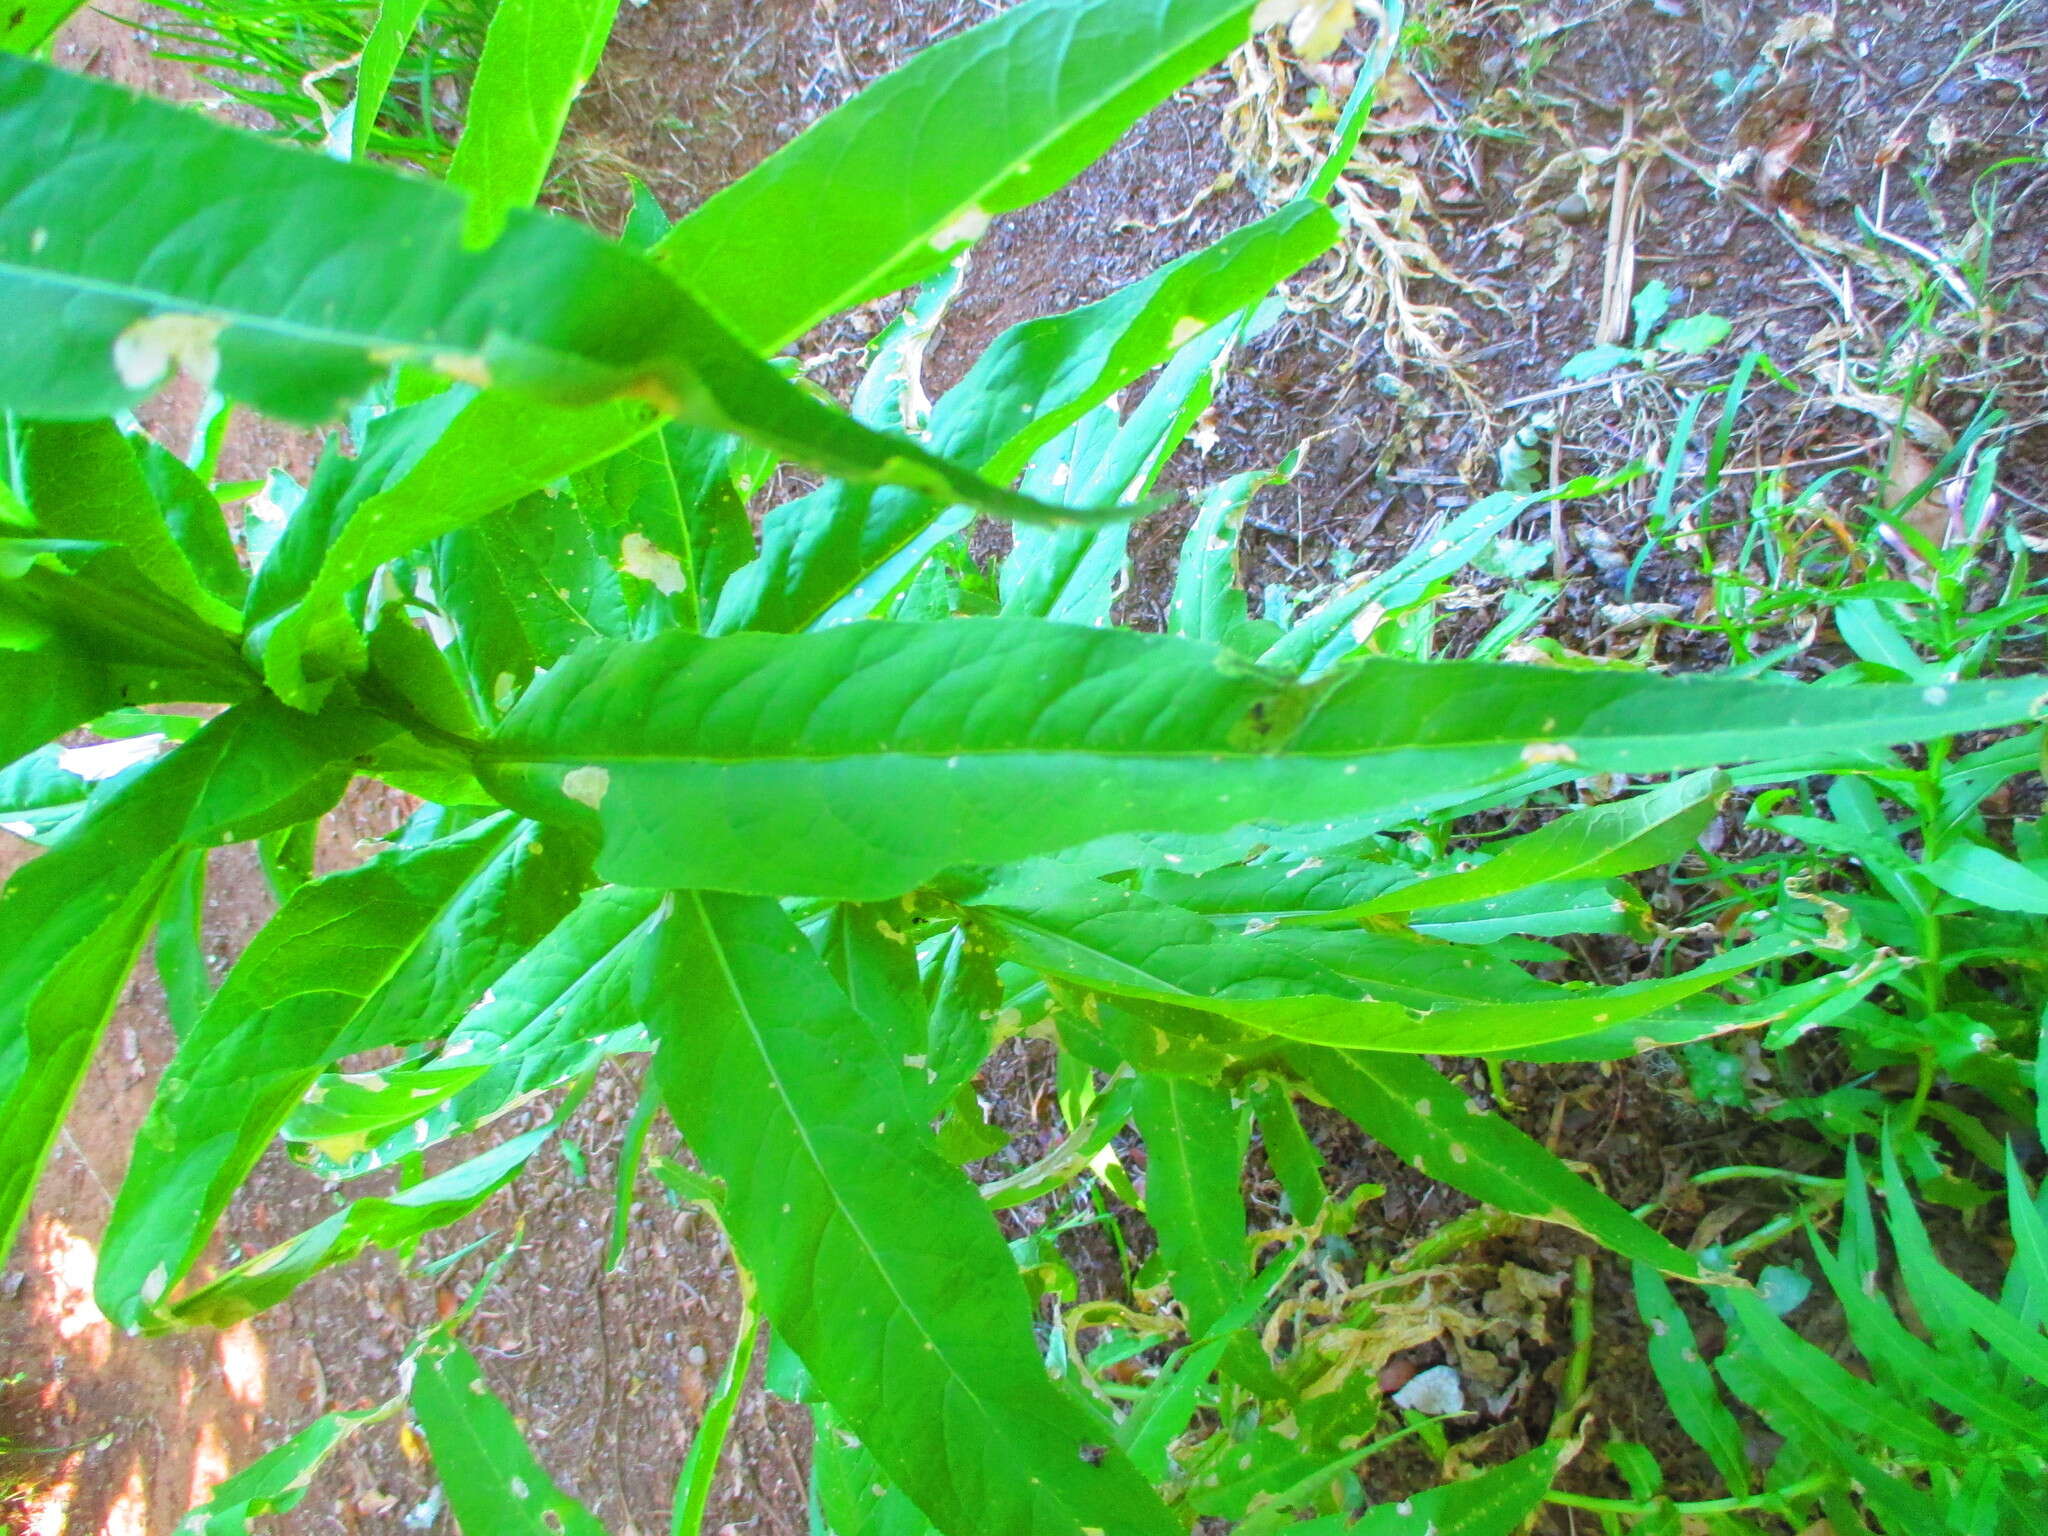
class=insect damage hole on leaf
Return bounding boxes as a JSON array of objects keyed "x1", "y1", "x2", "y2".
[
  {"x1": 929, "y1": 206, "x2": 992, "y2": 250},
  {"x1": 113, "y1": 313, "x2": 226, "y2": 393},
  {"x1": 620, "y1": 533, "x2": 688, "y2": 595},
  {"x1": 562, "y1": 766, "x2": 610, "y2": 808}
]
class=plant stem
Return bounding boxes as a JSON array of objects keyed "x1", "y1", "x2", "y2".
[{"x1": 1546, "y1": 1472, "x2": 1835, "y2": 1517}]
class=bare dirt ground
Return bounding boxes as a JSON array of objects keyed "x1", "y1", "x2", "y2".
[{"x1": 4, "y1": 1, "x2": 2044, "y2": 1532}]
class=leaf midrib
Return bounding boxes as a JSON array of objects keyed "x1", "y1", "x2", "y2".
[
  {"x1": 0, "y1": 259, "x2": 507, "y2": 362},
  {"x1": 689, "y1": 891, "x2": 1116, "y2": 1535}
]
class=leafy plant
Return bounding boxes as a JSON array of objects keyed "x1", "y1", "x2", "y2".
[
  {"x1": 143, "y1": 0, "x2": 496, "y2": 170},
  {"x1": 1562, "y1": 280, "x2": 1733, "y2": 382},
  {"x1": 2, "y1": 1, "x2": 2044, "y2": 1533},
  {"x1": 1611, "y1": 1118, "x2": 2048, "y2": 1535}
]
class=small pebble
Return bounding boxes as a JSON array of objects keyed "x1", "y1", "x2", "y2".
[{"x1": 1556, "y1": 191, "x2": 1592, "y2": 223}]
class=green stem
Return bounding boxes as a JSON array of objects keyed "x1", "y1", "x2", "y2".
[{"x1": 1546, "y1": 1472, "x2": 1835, "y2": 1518}]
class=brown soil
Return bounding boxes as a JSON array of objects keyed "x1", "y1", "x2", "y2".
[{"x1": 5, "y1": 2, "x2": 2045, "y2": 1533}]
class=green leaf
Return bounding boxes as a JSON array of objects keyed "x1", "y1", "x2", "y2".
[
  {"x1": 1260, "y1": 489, "x2": 1545, "y2": 673},
  {"x1": 0, "y1": 59, "x2": 1120, "y2": 522},
  {"x1": 1923, "y1": 840, "x2": 2048, "y2": 915},
  {"x1": 0, "y1": 698, "x2": 389, "y2": 1263},
  {"x1": 1001, "y1": 320, "x2": 1232, "y2": 625},
  {"x1": 652, "y1": 0, "x2": 1278, "y2": 354},
  {"x1": 351, "y1": 0, "x2": 432, "y2": 160},
  {"x1": 923, "y1": 928, "x2": 1005, "y2": 1107},
  {"x1": 154, "y1": 847, "x2": 211, "y2": 1037},
  {"x1": 1133, "y1": 1072, "x2": 1248, "y2": 1339},
  {"x1": 420, "y1": 489, "x2": 638, "y2": 716},
  {"x1": 712, "y1": 203, "x2": 1337, "y2": 636},
  {"x1": 671, "y1": 1301, "x2": 760, "y2": 1536},
  {"x1": 174, "y1": 1399, "x2": 400, "y2": 1536},
  {"x1": 304, "y1": 886, "x2": 659, "y2": 1176},
  {"x1": 1247, "y1": 1075, "x2": 1325, "y2": 1223},
  {"x1": 159, "y1": 1124, "x2": 556, "y2": 1330},
  {"x1": 1654, "y1": 313, "x2": 1732, "y2": 355},
  {"x1": 3, "y1": 537, "x2": 257, "y2": 707},
  {"x1": 639, "y1": 890, "x2": 1180, "y2": 1536},
  {"x1": 14, "y1": 417, "x2": 241, "y2": 630},
  {"x1": 1630, "y1": 281, "x2": 1674, "y2": 348},
  {"x1": 962, "y1": 865, "x2": 1784, "y2": 1056},
  {"x1": 818, "y1": 901, "x2": 930, "y2": 1105},
  {"x1": 1342, "y1": 771, "x2": 1728, "y2": 917},
  {"x1": 98, "y1": 813, "x2": 585, "y2": 1330},
  {"x1": 0, "y1": 741, "x2": 90, "y2": 841},
  {"x1": 1560, "y1": 344, "x2": 1640, "y2": 381},
  {"x1": 134, "y1": 435, "x2": 248, "y2": 608},
  {"x1": 1169, "y1": 458, "x2": 1296, "y2": 650},
  {"x1": 812, "y1": 1406, "x2": 943, "y2": 1536},
  {"x1": 1632, "y1": 1264, "x2": 1749, "y2": 1494},
  {"x1": 1345, "y1": 1441, "x2": 1565, "y2": 1535},
  {"x1": 1284, "y1": 1046, "x2": 1698, "y2": 1275},
  {"x1": 447, "y1": 0, "x2": 621, "y2": 244},
  {"x1": 484, "y1": 618, "x2": 2044, "y2": 900},
  {"x1": 1716, "y1": 1280, "x2": 1954, "y2": 1461},
  {"x1": 0, "y1": 0, "x2": 79, "y2": 54},
  {"x1": 412, "y1": 1329, "x2": 609, "y2": 1536}
]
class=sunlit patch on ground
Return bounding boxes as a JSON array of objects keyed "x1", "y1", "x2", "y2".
[
  {"x1": 189, "y1": 1419, "x2": 232, "y2": 1510},
  {"x1": 103, "y1": 1464, "x2": 149, "y2": 1536},
  {"x1": 215, "y1": 1321, "x2": 267, "y2": 1414},
  {"x1": 17, "y1": 1474, "x2": 76, "y2": 1536},
  {"x1": 30, "y1": 1216, "x2": 111, "y2": 1371}
]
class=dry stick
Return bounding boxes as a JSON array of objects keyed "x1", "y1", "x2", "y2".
[{"x1": 1593, "y1": 99, "x2": 1641, "y2": 347}]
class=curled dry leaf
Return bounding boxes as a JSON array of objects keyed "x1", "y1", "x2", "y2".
[
  {"x1": 1756, "y1": 117, "x2": 1818, "y2": 202},
  {"x1": 1373, "y1": 64, "x2": 1439, "y2": 131},
  {"x1": 1764, "y1": 11, "x2": 1835, "y2": 66},
  {"x1": 1821, "y1": 362, "x2": 1954, "y2": 451},
  {"x1": 1252, "y1": 0, "x2": 1356, "y2": 62}
]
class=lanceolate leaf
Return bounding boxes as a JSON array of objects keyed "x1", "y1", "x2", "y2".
[
  {"x1": 0, "y1": 699, "x2": 392, "y2": 1261},
  {"x1": 412, "y1": 1329, "x2": 609, "y2": 1536},
  {"x1": 1632, "y1": 1267, "x2": 1750, "y2": 1495},
  {"x1": 305, "y1": 886, "x2": 661, "y2": 1176},
  {"x1": 483, "y1": 618, "x2": 2044, "y2": 900},
  {"x1": 0, "y1": 0, "x2": 79, "y2": 54},
  {"x1": 1169, "y1": 457, "x2": 1296, "y2": 651},
  {"x1": 1297, "y1": 1442, "x2": 1566, "y2": 1536},
  {"x1": 639, "y1": 891, "x2": 1181, "y2": 1536},
  {"x1": 160, "y1": 1125, "x2": 555, "y2": 1330},
  {"x1": 14, "y1": 417, "x2": 241, "y2": 630},
  {"x1": 231, "y1": 0, "x2": 1293, "y2": 681},
  {"x1": 446, "y1": 0, "x2": 622, "y2": 244},
  {"x1": 98, "y1": 813, "x2": 586, "y2": 1330},
  {"x1": 175, "y1": 1398, "x2": 401, "y2": 1536},
  {"x1": 1341, "y1": 770, "x2": 1728, "y2": 918},
  {"x1": 961, "y1": 866, "x2": 1775, "y2": 1055},
  {"x1": 713, "y1": 203, "x2": 1337, "y2": 636},
  {"x1": 0, "y1": 59, "x2": 1117, "y2": 523},
  {"x1": 1284, "y1": 1046, "x2": 1698, "y2": 1275},
  {"x1": 1133, "y1": 1073, "x2": 1248, "y2": 1339},
  {"x1": 350, "y1": 0, "x2": 432, "y2": 160},
  {"x1": 3, "y1": 538, "x2": 258, "y2": 711},
  {"x1": 653, "y1": 0, "x2": 1278, "y2": 354}
]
